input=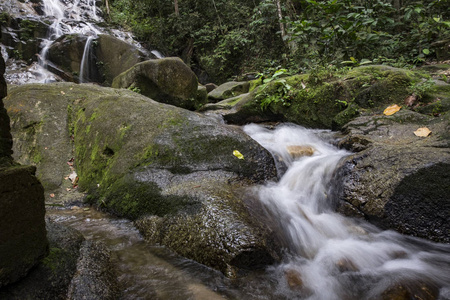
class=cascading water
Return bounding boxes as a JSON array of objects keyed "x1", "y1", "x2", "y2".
[
  {"x1": 244, "y1": 123, "x2": 450, "y2": 300},
  {"x1": 79, "y1": 35, "x2": 95, "y2": 83},
  {"x1": 2, "y1": 0, "x2": 149, "y2": 84}
]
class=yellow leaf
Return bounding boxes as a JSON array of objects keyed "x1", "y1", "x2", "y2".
[
  {"x1": 233, "y1": 150, "x2": 244, "y2": 160},
  {"x1": 414, "y1": 127, "x2": 432, "y2": 137},
  {"x1": 383, "y1": 104, "x2": 401, "y2": 116}
]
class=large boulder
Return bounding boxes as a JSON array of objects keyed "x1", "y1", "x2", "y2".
[
  {"x1": 335, "y1": 108, "x2": 450, "y2": 243},
  {"x1": 95, "y1": 34, "x2": 149, "y2": 86},
  {"x1": 4, "y1": 83, "x2": 281, "y2": 275},
  {"x1": 112, "y1": 57, "x2": 206, "y2": 110},
  {"x1": 47, "y1": 34, "x2": 148, "y2": 85}
]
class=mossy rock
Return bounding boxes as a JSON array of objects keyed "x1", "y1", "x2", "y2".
[
  {"x1": 112, "y1": 57, "x2": 205, "y2": 110},
  {"x1": 4, "y1": 82, "x2": 280, "y2": 275},
  {"x1": 223, "y1": 66, "x2": 430, "y2": 129},
  {"x1": 207, "y1": 81, "x2": 250, "y2": 102}
]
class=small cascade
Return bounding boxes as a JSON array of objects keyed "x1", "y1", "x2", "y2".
[
  {"x1": 79, "y1": 35, "x2": 95, "y2": 83},
  {"x1": 244, "y1": 123, "x2": 450, "y2": 300}
]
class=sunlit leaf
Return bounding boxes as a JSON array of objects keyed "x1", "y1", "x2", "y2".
[
  {"x1": 383, "y1": 104, "x2": 401, "y2": 116},
  {"x1": 233, "y1": 150, "x2": 244, "y2": 160},
  {"x1": 422, "y1": 49, "x2": 430, "y2": 55},
  {"x1": 414, "y1": 127, "x2": 431, "y2": 137}
]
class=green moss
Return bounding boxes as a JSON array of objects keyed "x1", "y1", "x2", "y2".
[
  {"x1": 41, "y1": 247, "x2": 64, "y2": 273},
  {"x1": 101, "y1": 175, "x2": 198, "y2": 220}
]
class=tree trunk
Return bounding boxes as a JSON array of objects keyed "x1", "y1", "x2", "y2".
[
  {"x1": 174, "y1": 0, "x2": 179, "y2": 16},
  {"x1": 274, "y1": 0, "x2": 286, "y2": 39}
]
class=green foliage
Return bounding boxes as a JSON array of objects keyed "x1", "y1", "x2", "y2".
[
  {"x1": 256, "y1": 69, "x2": 294, "y2": 110},
  {"x1": 286, "y1": 0, "x2": 450, "y2": 69},
  {"x1": 407, "y1": 78, "x2": 436, "y2": 98}
]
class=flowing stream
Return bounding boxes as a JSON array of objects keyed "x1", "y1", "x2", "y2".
[
  {"x1": 244, "y1": 124, "x2": 450, "y2": 300},
  {"x1": 46, "y1": 123, "x2": 450, "y2": 299}
]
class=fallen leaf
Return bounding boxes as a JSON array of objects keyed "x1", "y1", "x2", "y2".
[
  {"x1": 66, "y1": 188, "x2": 71, "y2": 192},
  {"x1": 233, "y1": 150, "x2": 244, "y2": 160},
  {"x1": 83, "y1": 208, "x2": 90, "y2": 211},
  {"x1": 404, "y1": 94, "x2": 418, "y2": 107},
  {"x1": 68, "y1": 171, "x2": 77, "y2": 182},
  {"x1": 301, "y1": 81, "x2": 307, "y2": 89},
  {"x1": 383, "y1": 104, "x2": 401, "y2": 116},
  {"x1": 414, "y1": 127, "x2": 432, "y2": 137},
  {"x1": 60, "y1": 91, "x2": 65, "y2": 95},
  {"x1": 50, "y1": 193, "x2": 55, "y2": 198}
]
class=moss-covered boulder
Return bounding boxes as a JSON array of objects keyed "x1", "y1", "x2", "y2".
[
  {"x1": 223, "y1": 66, "x2": 429, "y2": 129},
  {"x1": 335, "y1": 107, "x2": 450, "y2": 243},
  {"x1": 207, "y1": 81, "x2": 250, "y2": 102},
  {"x1": 112, "y1": 57, "x2": 205, "y2": 110},
  {"x1": 4, "y1": 82, "x2": 281, "y2": 275}
]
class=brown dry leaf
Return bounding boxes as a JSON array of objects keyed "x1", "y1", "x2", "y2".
[
  {"x1": 383, "y1": 104, "x2": 401, "y2": 116},
  {"x1": 414, "y1": 127, "x2": 432, "y2": 137}
]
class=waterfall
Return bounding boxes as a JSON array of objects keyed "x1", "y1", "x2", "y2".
[
  {"x1": 79, "y1": 36, "x2": 95, "y2": 83},
  {"x1": 244, "y1": 123, "x2": 450, "y2": 300}
]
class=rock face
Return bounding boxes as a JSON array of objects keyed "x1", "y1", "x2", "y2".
[
  {"x1": 0, "y1": 51, "x2": 13, "y2": 164},
  {"x1": 0, "y1": 51, "x2": 48, "y2": 288},
  {"x1": 336, "y1": 109, "x2": 450, "y2": 243},
  {"x1": 0, "y1": 165, "x2": 48, "y2": 288},
  {"x1": 112, "y1": 57, "x2": 206, "y2": 110},
  {"x1": 4, "y1": 82, "x2": 281, "y2": 275}
]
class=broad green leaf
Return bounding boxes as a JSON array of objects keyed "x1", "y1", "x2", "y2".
[{"x1": 422, "y1": 49, "x2": 430, "y2": 55}]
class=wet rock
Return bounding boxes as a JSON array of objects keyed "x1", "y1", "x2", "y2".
[
  {"x1": 336, "y1": 109, "x2": 450, "y2": 243},
  {"x1": 286, "y1": 145, "x2": 315, "y2": 158},
  {"x1": 207, "y1": 81, "x2": 250, "y2": 102},
  {"x1": 68, "y1": 240, "x2": 120, "y2": 300},
  {"x1": 285, "y1": 269, "x2": 304, "y2": 290},
  {"x1": 336, "y1": 258, "x2": 359, "y2": 273},
  {"x1": 47, "y1": 34, "x2": 100, "y2": 82},
  {"x1": 0, "y1": 220, "x2": 120, "y2": 299},
  {"x1": 112, "y1": 57, "x2": 205, "y2": 110},
  {"x1": 380, "y1": 280, "x2": 439, "y2": 300}
]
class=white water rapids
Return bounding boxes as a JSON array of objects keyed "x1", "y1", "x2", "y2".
[{"x1": 244, "y1": 123, "x2": 450, "y2": 300}]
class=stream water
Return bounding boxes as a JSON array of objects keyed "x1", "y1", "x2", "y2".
[{"x1": 46, "y1": 123, "x2": 450, "y2": 299}]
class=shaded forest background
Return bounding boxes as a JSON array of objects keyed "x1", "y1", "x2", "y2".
[{"x1": 103, "y1": 0, "x2": 449, "y2": 83}]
